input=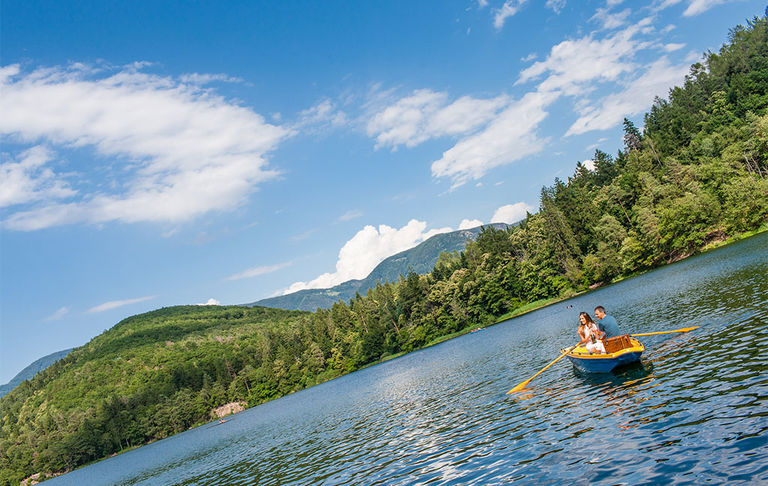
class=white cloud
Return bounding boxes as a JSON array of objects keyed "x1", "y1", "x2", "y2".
[
  {"x1": 283, "y1": 219, "x2": 451, "y2": 293},
  {"x1": 546, "y1": 0, "x2": 566, "y2": 14},
  {"x1": 178, "y1": 73, "x2": 243, "y2": 85},
  {"x1": 663, "y1": 42, "x2": 686, "y2": 52},
  {"x1": 683, "y1": 0, "x2": 729, "y2": 16},
  {"x1": 430, "y1": 90, "x2": 556, "y2": 187},
  {"x1": 197, "y1": 298, "x2": 221, "y2": 306},
  {"x1": 296, "y1": 99, "x2": 348, "y2": 131},
  {"x1": 491, "y1": 202, "x2": 533, "y2": 224},
  {"x1": 0, "y1": 145, "x2": 76, "y2": 208},
  {"x1": 478, "y1": 0, "x2": 489, "y2": 7},
  {"x1": 87, "y1": 295, "x2": 156, "y2": 313},
  {"x1": 338, "y1": 209, "x2": 363, "y2": 222},
  {"x1": 582, "y1": 159, "x2": 596, "y2": 171},
  {"x1": 494, "y1": 0, "x2": 527, "y2": 30},
  {"x1": 566, "y1": 56, "x2": 689, "y2": 135},
  {"x1": 44, "y1": 306, "x2": 69, "y2": 322},
  {"x1": 518, "y1": 24, "x2": 646, "y2": 96},
  {"x1": 364, "y1": 17, "x2": 681, "y2": 188},
  {"x1": 226, "y1": 261, "x2": 292, "y2": 280},
  {"x1": 366, "y1": 89, "x2": 507, "y2": 149},
  {"x1": 0, "y1": 63, "x2": 291, "y2": 231},
  {"x1": 591, "y1": 7, "x2": 631, "y2": 30},
  {"x1": 459, "y1": 218, "x2": 483, "y2": 229}
]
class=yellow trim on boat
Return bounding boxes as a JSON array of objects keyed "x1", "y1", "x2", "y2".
[{"x1": 562, "y1": 337, "x2": 645, "y2": 360}]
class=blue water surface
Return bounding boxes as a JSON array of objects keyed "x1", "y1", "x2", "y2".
[{"x1": 51, "y1": 233, "x2": 768, "y2": 485}]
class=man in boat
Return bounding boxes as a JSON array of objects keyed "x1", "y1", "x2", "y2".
[{"x1": 594, "y1": 306, "x2": 620, "y2": 339}]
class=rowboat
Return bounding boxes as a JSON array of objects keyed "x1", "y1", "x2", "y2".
[{"x1": 562, "y1": 335, "x2": 644, "y2": 373}]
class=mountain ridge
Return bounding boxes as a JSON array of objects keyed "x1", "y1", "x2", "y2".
[
  {"x1": 0, "y1": 348, "x2": 74, "y2": 398},
  {"x1": 249, "y1": 223, "x2": 509, "y2": 311}
]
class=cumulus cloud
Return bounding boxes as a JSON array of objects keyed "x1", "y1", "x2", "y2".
[
  {"x1": 459, "y1": 218, "x2": 483, "y2": 229},
  {"x1": 566, "y1": 56, "x2": 689, "y2": 135},
  {"x1": 283, "y1": 219, "x2": 452, "y2": 293},
  {"x1": 0, "y1": 63, "x2": 290, "y2": 231},
  {"x1": 226, "y1": 261, "x2": 292, "y2": 281},
  {"x1": 491, "y1": 202, "x2": 533, "y2": 224},
  {"x1": 366, "y1": 89, "x2": 508, "y2": 149},
  {"x1": 197, "y1": 298, "x2": 221, "y2": 306},
  {"x1": 87, "y1": 295, "x2": 156, "y2": 313}
]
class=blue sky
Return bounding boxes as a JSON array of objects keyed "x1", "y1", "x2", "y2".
[{"x1": 0, "y1": 0, "x2": 764, "y2": 382}]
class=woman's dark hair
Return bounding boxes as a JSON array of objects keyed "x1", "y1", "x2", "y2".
[{"x1": 579, "y1": 312, "x2": 595, "y2": 325}]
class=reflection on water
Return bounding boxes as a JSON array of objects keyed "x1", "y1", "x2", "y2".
[{"x1": 50, "y1": 233, "x2": 768, "y2": 485}]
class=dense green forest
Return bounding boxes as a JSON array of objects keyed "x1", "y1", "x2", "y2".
[{"x1": 2, "y1": 12, "x2": 768, "y2": 485}]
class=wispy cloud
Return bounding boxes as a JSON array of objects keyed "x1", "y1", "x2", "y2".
[
  {"x1": 338, "y1": 209, "x2": 363, "y2": 222},
  {"x1": 683, "y1": 0, "x2": 730, "y2": 16},
  {"x1": 0, "y1": 145, "x2": 76, "y2": 208},
  {"x1": 295, "y1": 99, "x2": 348, "y2": 132},
  {"x1": 517, "y1": 24, "x2": 646, "y2": 96},
  {"x1": 591, "y1": 7, "x2": 632, "y2": 30},
  {"x1": 226, "y1": 262, "x2": 292, "y2": 281},
  {"x1": 652, "y1": 0, "x2": 729, "y2": 17},
  {"x1": 566, "y1": 56, "x2": 689, "y2": 135},
  {"x1": 430, "y1": 90, "x2": 555, "y2": 188},
  {"x1": 366, "y1": 89, "x2": 508, "y2": 149},
  {"x1": 87, "y1": 295, "x2": 156, "y2": 313},
  {"x1": 494, "y1": 0, "x2": 528, "y2": 30},
  {"x1": 0, "y1": 63, "x2": 291, "y2": 231},
  {"x1": 44, "y1": 306, "x2": 69, "y2": 322},
  {"x1": 546, "y1": 0, "x2": 566, "y2": 14},
  {"x1": 178, "y1": 73, "x2": 243, "y2": 85}
]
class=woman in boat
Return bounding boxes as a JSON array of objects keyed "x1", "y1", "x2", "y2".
[{"x1": 578, "y1": 312, "x2": 606, "y2": 353}]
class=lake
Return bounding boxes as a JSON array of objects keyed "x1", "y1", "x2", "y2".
[{"x1": 50, "y1": 233, "x2": 768, "y2": 485}]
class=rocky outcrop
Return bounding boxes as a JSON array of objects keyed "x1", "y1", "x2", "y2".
[{"x1": 210, "y1": 401, "x2": 246, "y2": 419}]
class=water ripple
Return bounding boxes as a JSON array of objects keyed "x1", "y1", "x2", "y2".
[{"x1": 48, "y1": 233, "x2": 768, "y2": 485}]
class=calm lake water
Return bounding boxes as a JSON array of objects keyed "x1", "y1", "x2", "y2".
[{"x1": 52, "y1": 233, "x2": 767, "y2": 485}]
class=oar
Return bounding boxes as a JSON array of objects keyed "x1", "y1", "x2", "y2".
[
  {"x1": 629, "y1": 326, "x2": 699, "y2": 337},
  {"x1": 507, "y1": 342, "x2": 582, "y2": 394}
]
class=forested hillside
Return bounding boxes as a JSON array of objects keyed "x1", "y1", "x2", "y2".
[{"x1": 1, "y1": 12, "x2": 767, "y2": 485}]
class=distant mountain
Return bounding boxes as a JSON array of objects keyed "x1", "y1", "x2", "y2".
[
  {"x1": 250, "y1": 224, "x2": 508, "y2": 311},
  {"x1": 0, "y1": 348, "x2": 74, "y2": 398}
]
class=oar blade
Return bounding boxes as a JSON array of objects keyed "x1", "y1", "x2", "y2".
[
  {"x1": 507, "y1": 380, "x2": 531, "y2": 394},
  {"x1": 678, "y1": 326, "x2": 700, "y2": 333}
]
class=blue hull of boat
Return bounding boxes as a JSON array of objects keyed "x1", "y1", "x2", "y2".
[{"x1": 566, "y1": 350, "x2": 643, "y2": 373}]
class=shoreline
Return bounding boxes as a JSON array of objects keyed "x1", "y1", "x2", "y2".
[{"x1": 27, "y1": 225, "x2": 768, "y2": 482}]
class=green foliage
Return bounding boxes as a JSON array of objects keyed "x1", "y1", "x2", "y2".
[{"x1": 2, "y1": 12, "x2": 768, "y2": 485}]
